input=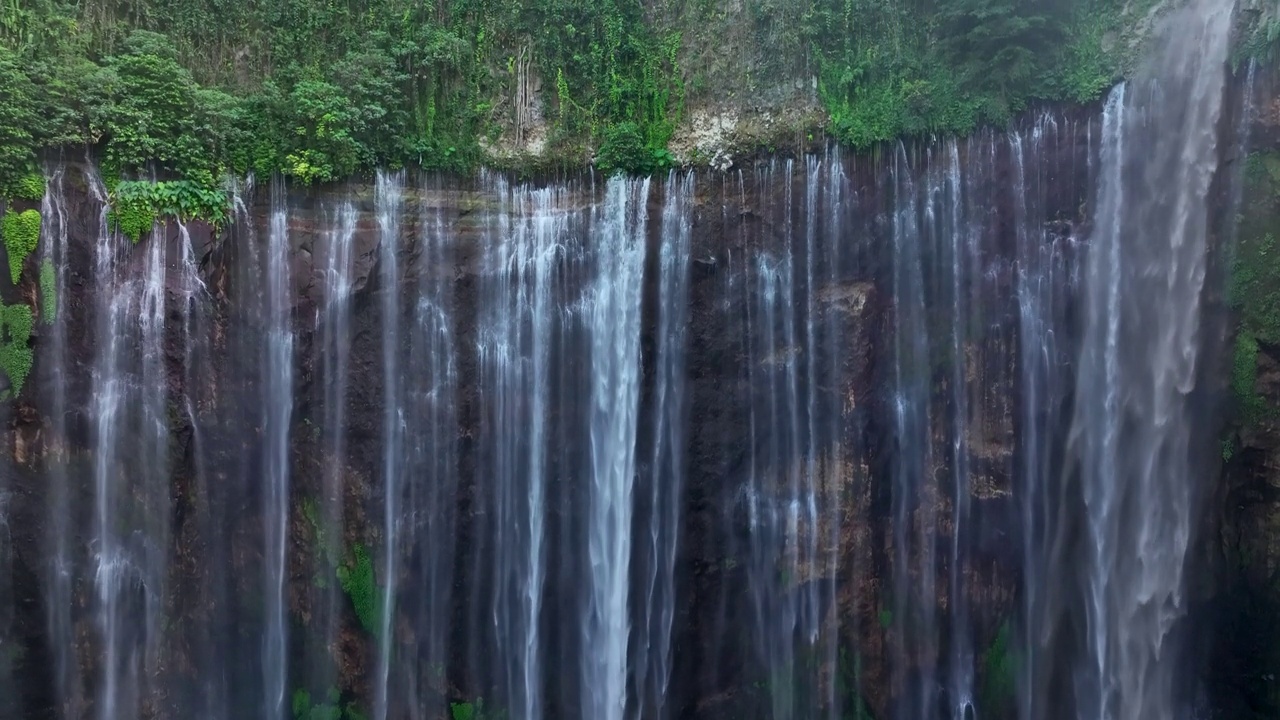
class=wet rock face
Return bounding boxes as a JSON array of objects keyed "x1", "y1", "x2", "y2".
[{"x1": 0, "y1": 105, "x2": 1109, "y2": 720}]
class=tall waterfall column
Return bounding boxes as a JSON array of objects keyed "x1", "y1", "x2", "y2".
[
  {"x1": 1065, "y1": 1, "x2": 1234, "y2": 718},
  {"x1": 263, "y1": 178, "x2": 294, "y2": 720}
]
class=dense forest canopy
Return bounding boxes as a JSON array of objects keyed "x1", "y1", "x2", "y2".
[{"x1": 0, "y1": 0, "x2": 1273, "y2": 203}]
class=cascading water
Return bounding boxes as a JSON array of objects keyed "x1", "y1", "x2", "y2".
[
  {"x1": 582, "y1": 176, "x2": 649, "y2": 720},
  {"x1": 89, "y1": 166, "x2": 171, "y2": 720},
  {"x1": 889, "y1": 142, "x2": 941, "y2": 720},
  {"x1": 375, "y1": 169, "x2": 406, "y2": 720},
  {"x1": 0, "y1": 27, "x2": 1253, "y2": 716},
  {"x1": 39, "y1": 164, "x2": 74, "y2": 715},
  {"x1": 304, "y1": 195, "x2": 358, "y2": 696},
  {"x1": 1012, "y1": 116, "x2": 1083, "y2": 720},
  {"x1": 942, "y1": 139, "x2": 975, "y2": 720},
  {"x1": 394, "y1": 174, "x2": 460, "y2": 718},
  {"x1": 1066, "y1": 1, "x2": 1234, "y2": 718},
  {"x1": 262, "y1": 177, "x2": 293, "y2": 720},
  {"x1": 745, "y1": 160, "x2": 807, "y2": 720},
  {"x1": 718, "y1": 153, "x2": 853, "y2": 720},
  {"x1": 636, "y1": 171, "x2": 694, "y2": 720},
  {"x1": 477, "y1": 176, "x2": 565, "y2": 720}
]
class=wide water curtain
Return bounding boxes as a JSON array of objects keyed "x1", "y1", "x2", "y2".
[{"x1": 0, "y1": 0, "x2": 1258, "y2": 713}]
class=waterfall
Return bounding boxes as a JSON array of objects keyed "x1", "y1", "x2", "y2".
[
  {"x1": 375, "y1": 169, "x2": 405, "y2": 720},
  {"x1": 312, "y1": 196, "x2": 358, "y2": 695},
  {"x1": 2, "y1": 50, "x2": 1254, "y2": 717},
  {"x1": 889, "y1": 142, "x2": 939, "y2": 720},
  {"x1": 478, "y1": 176, "x2": 566, "y2": 720},
  {"x1": 1013, "y1": 115, "x2": 1081, "y2": 720},
  {"x1": 740, "y1": 159, "x2": 806, "y2": 720},
  {"x1": 1069, "y1": 1, "x2": 1234, "y2": 717},
  {"x1": 582, "y1": 176, "x2": 649, "y2": 720},
  {"x1": 263, "y1": 177, "x2": 293, "y2": 720},
  {"x1": 200, "y1": 172, "x2": 258, "y2": 720},
  {"x1": 39, "y1": 163, "x2": 74, "y2": 713},
  {"x1": 943, "y1": 138, "x2": 975, "y2": 720},
  {"x1": 815, "y1": 151, "x2": 846, "y2": 720},
  {"x1": 89, "y1": 165, "x2": 126, "y2": 720},
  {"x1": 636, "y1": 171, "x2": 694, "y2": 720},
  {"x1": 397, "y1": 174, "x2": 459, "y2": 718},
  {"x1": 87, "y1": 165, "x2": 171, "y2": 720}
]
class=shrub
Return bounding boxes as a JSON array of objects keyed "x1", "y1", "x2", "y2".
[
  {"x1": 0, "y1": 302, "x2": 34, "y2": 399},
  {"x1": 596, "y1": 121, "x2": 671, "y2": 176},
  {"x1": 108, "y1": 180, "x2": 230, "y2": 243},
  {"x1": 7, "y1": 174, "x2": 45, "y2": 202},
  {"x1": 2, "y1": 209, "x2": 40, "y2": 283}
]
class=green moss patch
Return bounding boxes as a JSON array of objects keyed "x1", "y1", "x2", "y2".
[
  {"x1": 292, "y1": 688, "x2": 365, "y2": 720},
  {"x1": 336, "y1": 543, "x2": 379, "y2": 635},
  {"x1": 107, "y1": 180, "x2": 229, "y2": 243},
  {"x1": 980, "y1": 620, "x2": 1017, "y2": 718},
  {"x1": 7, "y1": 174, "x2": 45, "y2": 202},
  {"x1": 1, "y1": 209, "x2": 40, "y2": 284},
  {"x1": 39, "y1": 258, "x2": 56, "y2": 325},
  {"x1": 0, "y1": 303, "x2": 34, "y2": 399}
]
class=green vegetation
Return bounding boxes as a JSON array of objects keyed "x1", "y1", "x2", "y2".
[
  {"x1": 336, "y1": 542, "x2": 379, "y2": 635},
  {"x1": 39, "y1": 258, "x2": 54, "y2": 324},
  {"x1": 0, "y1": 302, "x2": 34, "y2": 399},
  {"x1": 0, "y1": 0, "x2": 684, "y2": 180},
  {"x1": 812, "y1": 0, "x2": 1143, "y2": 148},
  {"x1": 1, "y1": 209, "x2": 39, "y2": 284},
  {"x1": 302, "y1": 498, "x2": 380, "y2": 634},
  {"x1": 1233, "y1": 334, "x2": 1267, "y2": 431},
  {"x1": 834, "y1": 648, "x2": 874, "y2": 720},
  {"x1": 450, "y1": 699, "x2": 501, "y2": 720},
  {"x1": 980, "y1": 620, "x2": 1017, "y2": 719},
  {"x1": 1235, "y1": 7, "x2": 1280, "y2": 67},
  {"x1": 0, "y1": 0, "x2": 1156, "y2": 183},
  {"x1": 301, "y1": 497, "x2": 340, "y2": 588},
  {"x1": 291, "y1": 688, "x2": 365, "y2": 720},
  {"x1": 105, "y1": 204, "x2": 153, "y2": 244},
  {"x1": 6, "y1": 174, "x2": 44, "y2": 202},
  {"x1": 1228, "y1": 152, "x2": 1280, "y2": 438},
  {"x1": 107, "y1": 180, "x2": 229, "y2": 243}
]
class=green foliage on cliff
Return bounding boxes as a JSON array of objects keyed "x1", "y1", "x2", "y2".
[
  {"x1": 812, "y1": 0, "x2": 1131, "y2": 147},
  {"x1": 337, "y1": 543, "x2": 379, "y2": 635},
  {"x1": 107, "y1": 180, "x2": 229, "y2": 243},
  {"x1": 0, "y1": 302, "x2": 33, "y2": 400},
  {"x1": 834, "y1": 648, "x2": 874, "y2": 720},
  {"x1": 1229, "y1": 153, "x2": 1280, "y2": 435},
  {"x1": 0, "y1": 0, "x2": 1155, "y2": 181},
  {"x1": 1, "y1": 209, "x2": 39, "y2": 284},
  {"x1": 6, "y1": 174, "x2": 44, "y2": 202},
  {"x1": 39, "y1": 258, "x2": 55, "y2": 325},
  {"x1": 450, "y1": 699, "x2": 502, "y2": 720},
  {"x1": 980, "y1": 620, "x2": 1017, "y2": 718},
  {"x1": 1232, "y1": 334, "x2": 1267, "y2": 431},
  {"x1": 106, "y1": 204, "x2": 153, "y2": 244},
  {"x1": 1235, "y1": 6, "x2": 1280, "y2": 67},
  {"x1": 292, "y1": 687, "x2": 364, "y2": 720}
]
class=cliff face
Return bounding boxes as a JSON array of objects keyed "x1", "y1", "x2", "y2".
[
  {"x1": 0, "y1": 74, "x2": 1275, "y2": 720},
  {"x1": 1210, "y1": 67, "x2": 1280, "y2": 719},
  {"x1": 0, "y1": 107, "x2": 1099, "y2": 720}
]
